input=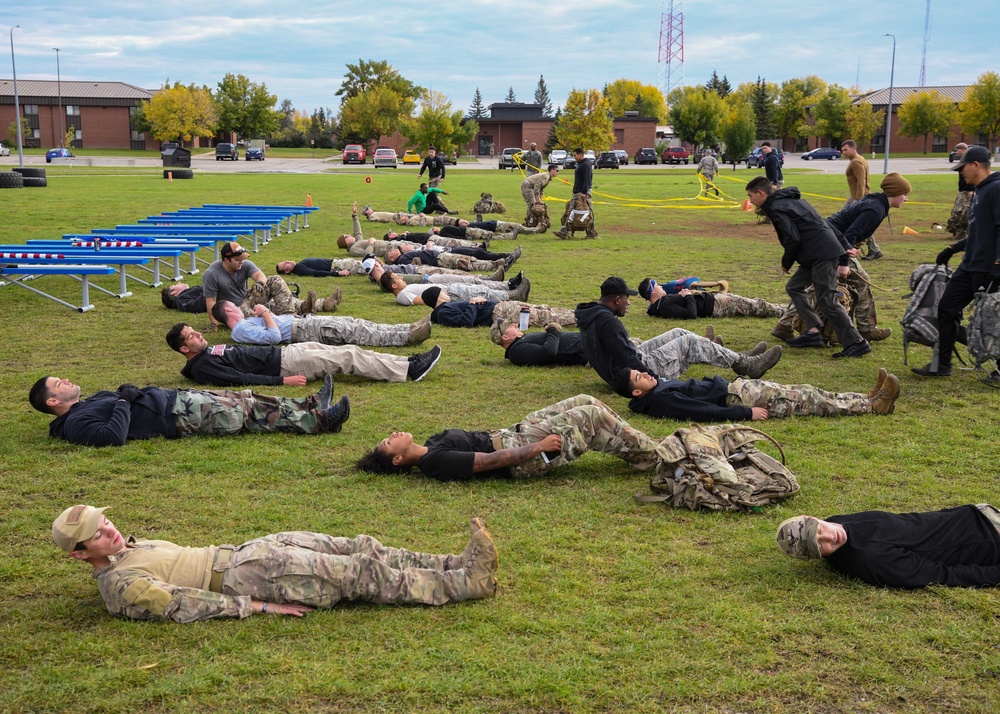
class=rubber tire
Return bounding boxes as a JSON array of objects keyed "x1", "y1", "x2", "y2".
[
  {"x1": 803, "y1": 155, "x2": 813, "y2": 160},
  {"x1": 22, "y1": 176, "x2": 47, "y2": 188},
  {"x1": 828, "y1": 155, "x2": 837, "y2": 160},
  {"x1": 163, "y1": 169, "x2": 194, "y2": 179},
  {"x1": 0, "y1": 171, "x2": 24, "y2": 188},
  {"x1": 14, "y1": 167, "x2": 46, "y2": 178}
]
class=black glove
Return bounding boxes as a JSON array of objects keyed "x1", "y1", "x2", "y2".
[
  {"x1": 935, "y1": 247, "x2": 955, "y2": 265},
  {"x1": 116, "y1": 384, "x2": 142, "y2": 402}
]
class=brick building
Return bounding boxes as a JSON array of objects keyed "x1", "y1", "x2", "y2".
[{"x1": 0, "y1": 79, "x2": 154, "y2": 151}]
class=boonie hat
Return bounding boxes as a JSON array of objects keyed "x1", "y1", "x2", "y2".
[
  {"x1": 600, "y1": 276, "x2": 638, "y2": 297},
  {"x1": 220, "y1": 241, "x2": 247, "y2": 259},
  {"x1": 952, "y1": 145, "x2": 991, "y2": 171},
  {"x1": 53, "y1": 505, "x2": 108, "y2": 552},
  {"x1": 775, "y1": 516, "x2": 821, "y2": 560}
]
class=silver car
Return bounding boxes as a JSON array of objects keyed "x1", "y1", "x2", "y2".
[
  {"x1": 548, "y1": 149, "x2": 567, "y2": 166},
  {"x1": 373, "y1": 148, "x2": 398, "y2": 169}
]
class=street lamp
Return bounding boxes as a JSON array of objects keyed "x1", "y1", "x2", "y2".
[
  {"x1": 10, "y1": 25, "x2": 23, "y2": 168},
  {"x1": 883, "y1": 33, "x2": 896, "y2": 174},
  {"x1": 53, "y1": 47, "x2": 64, "y2": 148}
]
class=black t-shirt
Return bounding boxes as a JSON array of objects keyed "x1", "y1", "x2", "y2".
[{"x1": 416, "y1": 429, "x2": 511, "y2": 480}]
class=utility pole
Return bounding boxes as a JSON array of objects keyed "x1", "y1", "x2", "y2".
[{"x1": 53, "y1": 48, "x2": 64, "y2": 147}]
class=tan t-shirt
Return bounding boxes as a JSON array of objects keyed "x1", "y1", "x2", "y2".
[{"x1": 846, "y1": 155, "x2": 870, "y2": 200}]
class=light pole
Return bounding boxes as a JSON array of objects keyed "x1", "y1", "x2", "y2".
[
  {"x1": 53, "y1": 47, "x2": 64, "y2": 148},
  {"x1": 883, "y1": 33, "x2": 896, "y2": 175},
  {"x1": 10, "y1": 25, "x2": 23, "y2": 168}
]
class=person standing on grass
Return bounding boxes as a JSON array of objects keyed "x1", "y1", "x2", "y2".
[
  {"x1": 418, "y1": 146, "x2": 446, "y2": 188},
  {"x1": 51, "y1": 505, "x2": 498, "y2": 622},
  {"x1": 840, "y1": 139, "x2": 881, "y2": 260}
]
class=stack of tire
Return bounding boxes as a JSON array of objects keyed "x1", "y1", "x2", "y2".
[
  {"x1": 0, "y1": 167, "x2": 47, "y2": 189},
  {"x1": 163, "y1": 169, "x2": 194, "y2": 179}
]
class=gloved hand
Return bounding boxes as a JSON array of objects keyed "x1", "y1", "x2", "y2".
[
  {"x1": 116, "y1": 384, "x2": 142, "y2": 402},
  {"x1": 936, "y1": 247, "x2": 955, "y2": 265}
]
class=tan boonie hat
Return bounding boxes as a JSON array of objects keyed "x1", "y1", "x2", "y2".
[
  {"x1": 490, "y1": 317, "x2": 514, "y2": 346},
  {"x1": 53, "y1": 505, "x2": 108, "y2": 552},
  {"x1": 879, "y1": 173, "x2": 911, "y2": 197},
  {"x1": 775, "y1": 516, "x2": 821, "y2": 560}
]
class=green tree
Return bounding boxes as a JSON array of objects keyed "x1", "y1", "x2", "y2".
[
  {"x1": 215, "y1": 73, "x2": 283, "y2": 140},
  {"x1": 719, "y1": 96, "x2": 756, "y2": 168},
  {"x1": 897, "y1": 90, "x2": 954, "y2": 153},
  {"x1": 340, "y1": 85, "x2": 416, "y2": 151},
  {"x1": 544, "y1": 108, "x2": 562, "y2": 153},
  {"x1": 6, "y1": 117, "x2": 30, "y2": 148},
  {"x1": 336, "y1": 59, "x2": 421, "y2": 104},
  {"x1": 137, "y1": 82, "x2": 218, "y2": 146},
  {"x1": 602, "y1": 79, "x2": 667, "y2": 121},
  {"x1": 556, "y1": 89, "x2": 614, "y2": 152},
  {"x1": 667, "y1": 86, "x2": 724, "y2": 152},
  {"x1": 773, "y1": 75, "x2": 827, "y2": 145},
  {"x1": 810, "y1": 84, "x2": 852, "y2": 145},
  {"x1": 469, "y1": 87, "x2": 487, "y2": 119},
  {"x1": 534, "y1": 75, "x2": 553, "y2": 117},
  {"x1": 308, "y1": 107, "x2": 335, "y2": 149},
  {"x1": 400, "y1": 89, "x2": 479, "y2": 155},
  {"x1": 705, "y1": 71, "x2": 731, "y2": 98},
  {"x1": 505, "y1": 86, "x2": 517, "y2": 103},
  {"x1": 749, "y1": 77, "x2": 776, "y2": 139},
  {"x1": 960, "y1": 71, "x2": 1000, "y2": 150},
  {"x1": 844, "y1": 102, "x2": 886, "y2": 150}
]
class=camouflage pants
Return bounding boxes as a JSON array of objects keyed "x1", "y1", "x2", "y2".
[
  {"x1": 947, "y1": 191, "x2": 971, "y2": 240},
  {"x1": 445, "y1": 283, "x2": 511, "y2": 303},
  {"x1": 172, "y1": 389, "x2": 324, "y2": 436},
  {"x1": 726, "y1": 378, "x2": 871, "y2": 418},
  {"x1": 292, "y1": 314, "x2": 412, "y2": 348},
  {"x1": 462, "y1": 226, "x2": 515, "y2": 241},
  {"x1": 493, "y1": 301, "x2": 576, "y2": 327},
  {"x1": 329, "y1": 258, "x2": 365, "y2": 275},
  {"x1": 637, "y1": 328, "x2": 740, "y2": 380},
  {"x1": 712, "y1": 292, "x2": 785, "y2": 318},
  {"x1": 241, "y1": 275, "x2": 302, "y2": 317},
  {"x1": 426, "y1": 235, "x2": 481, "y2": 249},
  {"x1": 436, "y1": 253, "x2": 500, "y2": 272},
  {"x1": 367, "y1": 211, "x2": 432, "y2": 226},
  {"x1": 775, "y1": 260, "x2": 876, "y2": 333},
  {"x1": 497, "y1": 394, "x2": 664, "y2": 478},
  {"x1": 280, "y1": 342, "x2": 409, "y2": 382},
  {"x1": 786, "y1": 260, "x2": 863, "y2": 347},
  {"x1": 222, "y1": 532, "x2": 479, "y2": 608},
  {"x1": 521, "y1": 182, "x2": 539, "y2": 208}
]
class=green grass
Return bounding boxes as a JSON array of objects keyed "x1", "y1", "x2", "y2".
[{"x1": 1, "y1": 166, "x2": 998, "y2": 713}]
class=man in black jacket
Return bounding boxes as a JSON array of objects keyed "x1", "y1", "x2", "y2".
[
  {"x1": 28, "y1": 375, "x2": 349, "y2": 446},
  {"x1": 575, "y1": 276, "x2": 783, "y2": 389},
  {"x1": 746, "y1": 176, "x2": 870, "y2": 359},
  {"x1": 761, "y1": 142, "x2": 783, "y2": 188},
  {"x1": 418, "y1": 146, "x2": 446, "y2": 188},
  {"x1": 491, "y1": 320, "x2": 587, "y2": 366},
  {"x1": 165, "y1": 323, "x2": 441, "y2": 386},
  {"x1": 775, "y1": 505, "x2": 1000, "y2": 589},
  {"x1": 161, "y1": 283, "x2": 206, "y2": 313},
  {"x1": 914, "y1": 146, "x2": 1000, "y2": 377},
  {"x1": 613, "y1": 366, "x2": 899, "y2": 422},
  {"x1": 553, "y1": 148, "x2": 598, "y2": 239}
]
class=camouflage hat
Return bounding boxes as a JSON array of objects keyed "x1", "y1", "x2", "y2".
[
  {"x1": 490, "y1": 317, "x2": 514, "y2": 346},
  {"x1": 775, "y1": 516, "x2": 821, "y2": 559},
  {"x1": 53, "y1": 505, "x2": 108, "y2": 552}
]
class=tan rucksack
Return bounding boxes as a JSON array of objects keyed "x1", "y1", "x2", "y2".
[{"x1": 636, "y1": 423, "x2": 799, "y2": 512}]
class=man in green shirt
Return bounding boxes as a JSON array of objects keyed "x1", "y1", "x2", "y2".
[{"x1": 408, "y1": 183, "x2": 457, "y2": 215}]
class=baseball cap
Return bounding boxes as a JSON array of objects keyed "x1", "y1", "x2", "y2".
[
  {"x1": 530, "y1": 142, "x2": 537, "y2": 148},
  {"x1": 361, "y1": 257, "x2": 377, "y2": 274},
  {"x1": 220, "y1": 241, "x2": 248, "y2": 259},
  {"x1": 952, "y1": 145, "x2": 990, "y2": 171},
  {"x1": 600, "y1": 276, "x2": 638, "y2": 297},
  {"x1": 52, "y1": 505, "x2": 108, "y2": 552},
  {"x1": 490, "y1": 317, "x2": 514, "y2": 345},
  {"x1": 775, "y1": 516, "x2": 821, "y2": 560}
]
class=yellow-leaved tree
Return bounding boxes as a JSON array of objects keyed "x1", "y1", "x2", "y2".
[
  {"x1": 556, "y1": 89, "x2": 615, "y2": 153},
  {"x1": 135, "y1": 82, "x2": 218, "y2": 146}
]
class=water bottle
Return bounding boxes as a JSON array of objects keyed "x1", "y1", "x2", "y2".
[{"x1": 519, "y1": 307, "x2": 530, "y2": 331}]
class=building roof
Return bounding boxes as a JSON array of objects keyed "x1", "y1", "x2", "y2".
[
  {"x1": 0, "y1": 79, "x2": 154, "y2": 100},
  {"x1": 855, "y1": 85, "x2": 968, "y2": 105}
]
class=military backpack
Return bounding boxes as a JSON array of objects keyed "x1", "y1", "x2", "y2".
[
  {"x1": 900, "y1": 263, "x2": 952, "y2": 366},
  {"x1": 966, "y1": 286, "x2": 1000, "y2": 386},
  {"x1": 635, "y1": 423, "x2": 799, "y2": 513}
]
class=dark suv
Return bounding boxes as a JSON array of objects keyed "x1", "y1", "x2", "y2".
[
  {"x1": 215, "y1": 143, "x2": 239, "y2": 161},
  {"x1": 634, "y1": 147, "x2": 658, "y2": 165},
  {"x1": 595, "y1": 151, "x2": 620, "y2": 169}
]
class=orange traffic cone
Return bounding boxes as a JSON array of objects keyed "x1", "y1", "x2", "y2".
[
  {"x1": 903, "y1": 226, "x2": 919, "y2": 235},
  {"x1": 741, "y1": 199, "x2": 753, "y2": 212},
  {"x1": 305, "y1": 193, "x2": 313, "y2": 207}
]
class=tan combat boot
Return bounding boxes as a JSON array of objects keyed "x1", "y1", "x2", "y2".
[
  {"x1": 861, "y1": 327, "x2": 893, "y2": 342},
  {"x1": 315, "y1": 287, "x2": 342, "y2": 312},
  {"x1": 869, "y1": 373, "x2": 900, "y2": 415},
  {"x1": 408, "y1": 314, "x2": 432, "y2": 345},
  {"x1": 296, "y1": 290, "x2": 316, "y2": 315},
  {"x1": 867, "y1": 368, "x2": 888, "y2": 398}
]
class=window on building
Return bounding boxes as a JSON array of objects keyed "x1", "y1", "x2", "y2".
[
  {"x1": 66, "y1": 105, "x2": 80, "y2": 116},
  {"x1": 23, "y1": 104, "x2": 38, "y2": 116},
  {"x1": 932, "y1": 135, "x2": 948, "y2": 153}
]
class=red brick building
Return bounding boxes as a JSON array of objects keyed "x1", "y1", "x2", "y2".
[{"x1": 0, "y1": 79, "x2": 154, "y2": 151}]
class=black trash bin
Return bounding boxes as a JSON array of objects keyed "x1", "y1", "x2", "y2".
[{"x1": 161, "y1": 144, "x2": 191, "y2": 168}]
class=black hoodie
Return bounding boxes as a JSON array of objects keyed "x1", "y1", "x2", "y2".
[
  {"x1": 574, "y1": 301, "x2": 655, "y2": 385},
  {"x1": 760, "y1": 187, "x2": 847, "y2": 271}
]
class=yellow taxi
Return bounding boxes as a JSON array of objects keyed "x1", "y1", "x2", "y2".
[{"x1": 402, "y1": 150, "x2": 422, "y2": 165}]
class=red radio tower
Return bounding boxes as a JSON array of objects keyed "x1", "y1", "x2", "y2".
[{"x1": 659, "y1": 1, "x2": 684, "y2": 96}]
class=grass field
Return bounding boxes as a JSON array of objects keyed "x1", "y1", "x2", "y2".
[{"x1": 0, "y1": 164, "x2": 998, "y2": 713}]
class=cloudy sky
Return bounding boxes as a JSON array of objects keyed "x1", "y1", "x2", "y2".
[{"x1": 2, "y1": 1, "x2": 994, "y2": 114}]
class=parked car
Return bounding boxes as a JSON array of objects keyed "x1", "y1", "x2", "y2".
[
  {"x1": 440, "y1": 150, "x2": 458, "y2": 165},
  {"x1": 801, "y1": 147, "x2": 841, "y2": 161},
  {"x1": 45, "y1": 147, "x2": 74, "y2": 162},
  {"x1": 661, "y1": 146, "x2": 690, "y2": 164},
  {"x1": 595, "y1": 151, "x2": 620, "y2": 169},
  {"x1": 342, "y1": 144, "x2": 366, "y2": 164},
  {"x1": 373, "y1": 148, "x2": 398, "y2": 168},
  {"x1": 563, "y1": 153, "x2": 578, "y2": 169},
  {"x1": 245, "y1": 146, "x2": 265, "y2": 161},
  {"x1": 633, "y1": 147, "x2": 658, "y2": 165},
  {"x1": 402, "y1": 150, "x2": 422, "y2": 165},
  {"x1": 614, "y1": 149, "x2": 629, "y2": 166},
  {"x1": 0, "y1": 142, "x2": 10, "y2": 157},
  {"x1": 583, "y1": 150, "x2": 596, "y2": 161},
  {"x1": 499, "y1": 147, "x2": 522, "y2": 169},
  {"x1": 549, "y1": 149, "x2": 568, "y2": 166},
  {"x1": 948, "y1": 146, "x2": 984, "y2": 162},
  {"x1": 215, "y1": 143, "x2": 239, "y2": 161},
  {"x1": 745, "y1": 147, "x2": 785, "y2": 167}
]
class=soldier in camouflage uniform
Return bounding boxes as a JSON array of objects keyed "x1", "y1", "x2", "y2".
[
  {"x1": 214, "y1": 300, "x2": 431, "y2": 348},
  {"x1": 30, "y1": 376, "x2": 350, "y2": 447},
  {"x1": 52, "y1": 505, "x2": 498, "y2": 622},
  {"x1": 365, "y1": 257, "x2": 506, "y2": 286},
  {"x1": 356, "y1": 394, "x2": 668, "y2": 480},
  {"x1": 637, "y1": 278, "x2": 785, "y2": 320},
  {"x1": 492, "y1": 300, "x2": 576, "y2": 328},
  {"x1": 947, "y1": 144, "x2": 973, "y2": 241}
]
